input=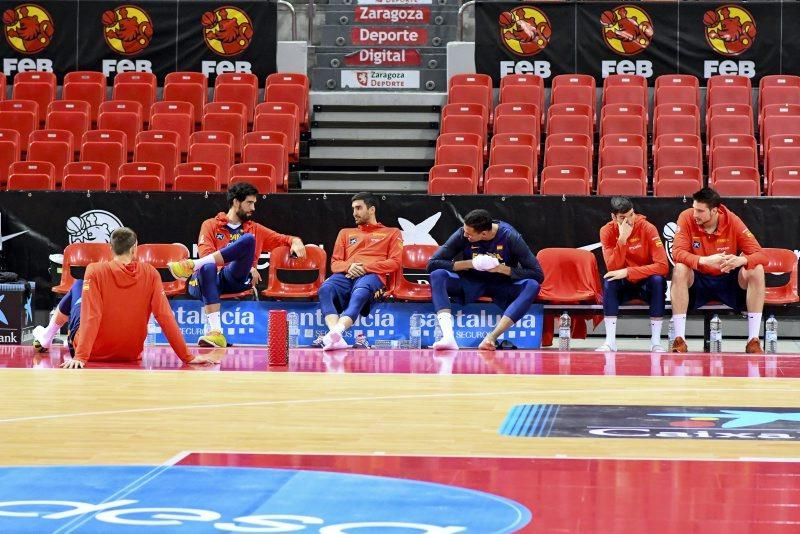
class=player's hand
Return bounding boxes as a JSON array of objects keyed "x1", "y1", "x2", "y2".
[
  {"x1": 618, "y1": 220, "x2": 633, "y2": 243},
  {"x1": 250, "y1": 267, "x2": 262, "y2": 285},
  {"x1": 720, "y1": 253, "x2": 746, "y2": 273},
  {"x1": 700, "y1": 253, "x2": 726, "y2": 268},
  {"x1": 187, "y1": 354, "x2": 218, "y2": 365},
  {"x1": 486, "y1": 264, "x2": 510, "y2": 275},
  {"x1": 60, "y1": 358, "x2": 84, "y2": 369},
  {"x1": 604, "y1": 268, "x2": 628, "y2": 281},
  {"x1": 290, "y1": 238, "x2": 307, "y2": 259},
  {"x1": 347, "y1": 262, "x2": 366, "y2": 278}
]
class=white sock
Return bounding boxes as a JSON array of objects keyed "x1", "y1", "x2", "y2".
[
  {"x1": 193, "y1": 254, "x2": 218, "y2": 271},
  {"x1": 331, "y1": 323, "x2": 345, "y2": 335},
  {"x1": 42, "y1": 318, "x2": 62, "y2": 344},
  {"x1": 437, "y1": 312, "x2": 455, "y2": 339},
  {"x1": 747, "y1": 313, "x2": 762, "y2": 340},
  {"x1": 207, "y1": 311, "x2": 221, "y2": 333},
  {"x1": 673, "y1": 314, "x2": 686, "y2": 338},
  {"x1": 604, "y1": 317, "x2": 617, "y2": 347},
  {"x1": 650, "y1": 319, "x2": 663, "y2": 346}
]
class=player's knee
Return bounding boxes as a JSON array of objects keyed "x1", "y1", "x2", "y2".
[
  {"x1": 430, "y1": 269, "x2": 450, "y2": 285},
  {"x1": 648, "y1": 275, "x2": 665, "y2": 289},
  {"x1": 318, "y1": 281, "x2": 334, "y2": 300},
  {"x1": 520, "y1": 278, "x2": 540, "y2": 296},
  {"x1": 749, "y1": 264, "x2": 765, "y2": 285},
  {"x1": 671, "y1": 263, "x2": 691, "y2": 283},
  {"x1": 198, "y1": 262, "x2": 217, "y2": 278}
]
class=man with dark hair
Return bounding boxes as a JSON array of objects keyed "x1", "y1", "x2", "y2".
[
  {"x1": 427, "y1": 209, "x2": 544, "y2": 350},
  {"x1": 317, "y1": 192, "x2": 403, "y2": 350},
  {"x1": 168, "y1": 182, "x2": 306, "y2": 348},
  {"x1": 671, "y1": 187, "x2": 768, "y2": 353},
  {"x1": 33, "y1": 227, "x2": 214, "y2": 369},
  {"x1": 598, "y1": 197, "x2": 669, "y2": 352}
]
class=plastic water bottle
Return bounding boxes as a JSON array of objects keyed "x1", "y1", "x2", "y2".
[
  {"x1": 409, "y1": 313, "x2": 422, "y2": 349},
  {"x1": 765, "y1": 315, "x2": 778, "y2": 354},
  {"x1": 287, "y1": 311, "x2": 300, "y2": 348},
  {"x1": 146, "y1": 314, "x2": 158, "y2": 347},
  {"x1": 667, "y1": 318, "x2": 675, "y2": 352},
  {"x1": 558, "y1": 311, "x2": 571, "y2": 351},
  {"x1": 709, "y1": 314, "x2": 722, "y2": 353}
]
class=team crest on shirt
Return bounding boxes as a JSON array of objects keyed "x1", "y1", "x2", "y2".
[
  {"x1": 216, "y1": 233, "x2": 224, "y2": 240},
  {"x1": 692, "y1": 240, "x2": 701, "y2": 249},
  {"x1": 349, "y1": 236, "x2": 358, "y2": 245}
]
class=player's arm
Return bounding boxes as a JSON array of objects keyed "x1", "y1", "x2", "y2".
[
  {"x1": 671, "y1": 211, "x2": 702, "y2": 269},
  {"x1": 364, "y1": 230, "x2": 403, "y2": 275},
  {"x1": 733, "y1": 217, "x2": 768, "y2": 269},
  {"x1": 330, "y1": 230, "x2": 350, "y2": 273},
  {"x1": 627, "y1": 224, "x2": 669, "y2": 282},
  {"x1": 601, "y1": 223, "x2": 627, "y2": 271},
  {"x1": 504, "y1": 232, "x2": 544, "y2": 282},
  {"x1": 67, "y1": 265, "x2": 102, "y2": 368},
  {"x1": 197, "y1": 219, "x2": 218, "y2": 258},
  {"x1": 257, "y1": 224, "x2": 305, "y2": 264},
  {"x1": 427, "y1": 229, "x2": 471, "y2": 272}
]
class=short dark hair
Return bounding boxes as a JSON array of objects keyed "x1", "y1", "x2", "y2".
[
  {"x1": 110, "y1": 227, "x2": 137, "y2": 256},
  {"x1": 693, "y1": 187, "x2": 722, "y2": 209},
  {"x1": 351, "y1": 192, "x2": 378, "y2": 210},
  {"x1": 610, "y1": 196, "x2": 634, "y2": 215},
  {"x1": 227, "y1": 182, "x2": 259, "y2": 207},
  {"x1": 463, "y1": 209, "x2": 493, "y2": 233}
]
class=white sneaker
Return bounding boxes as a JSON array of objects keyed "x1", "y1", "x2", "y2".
[
  {"x1": 595, "y1": 343, "x2": 616, "y2": 352},
  {"x1": 650, "y1": 344, "x2": 666, "y2": 353},
  {"x1": 33, "y1": 326, "x2": 51, "y2": 352},
  {"x1": 322, "y1": 331, "x2": 349, "y2": 351},
  {"x1": 432, "y1": 337, "x2": 458, "y2": 350}
]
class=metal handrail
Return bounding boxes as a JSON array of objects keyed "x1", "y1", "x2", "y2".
[
  {"x1": 307, "y1": 0, "x2": 315, "y2": 44},
  {"x1": 458, "y1": 0, "x2": 476, "y2": 41},
  {"x1": 277, "y1": 0, "x2": 297, "y2": 40}
]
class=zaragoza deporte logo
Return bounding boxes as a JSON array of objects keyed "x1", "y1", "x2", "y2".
[
  {"x1": 2, "y1": 4, "x2": 53, "y2": 54},
  {"x1": 201, "y1": 6, "x2": 253, "y2": 56},
  {"x1": 600, "y1": 6, "x2": 654, "y2": 56},
  {"x1": 102, "y1": 6, "x2": 153, "y2": 56},
  {"x1": 498, "y1": 6, "x2": 552, "y2": 57},
  {"x1": 703, "y1": 5, "x2": 756, "y2": 56}
]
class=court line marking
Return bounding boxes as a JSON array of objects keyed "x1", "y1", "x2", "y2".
[{"x1": 1, "y1": 386, "x2": 798, "y2": 425}]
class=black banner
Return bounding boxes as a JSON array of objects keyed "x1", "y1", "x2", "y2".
[
  {"x1": 0, "y1": 0, "x2": 277, "y2": 83},
  {"x1": 1, "y1": 193, "x2": 798, "y2": 310},
  {"x1": 476, "y1": 1, "x2": 794, "y2": 86}
]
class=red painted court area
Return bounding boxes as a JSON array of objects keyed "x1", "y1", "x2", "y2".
[
  {"x1": 0, "y1": 345, "x2": 798, "y2": 378},
  {"x1": 179, "y1": 452, "x2": 800, "y2": 534}
]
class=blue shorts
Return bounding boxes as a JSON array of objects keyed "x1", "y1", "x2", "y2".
[
  {"x1": 319, "y1": 273, "x2": 384, "y2": 318},
  {"x1": 690, "y1": 269, "x2": 746, "y2": 312}
]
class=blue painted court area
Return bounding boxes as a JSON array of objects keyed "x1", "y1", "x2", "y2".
[{"x1": 0, "y1": 465, "x2": 531, "y2": 533}]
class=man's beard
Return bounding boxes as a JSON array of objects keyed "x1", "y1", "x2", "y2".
[{"x1": 238, "y1": 209, "x2": 253, "y2": 222}]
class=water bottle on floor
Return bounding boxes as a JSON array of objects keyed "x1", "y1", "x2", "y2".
[
  {"x1": 409, "y1": 313, "x2": 422, "y2": 349},
  {"x1": 765, "y1": 315, "x2": 778, "y2": 354},
  {"x1": 709, "y1": 314, "x2": 722, "y2": 353},
  {"x1": 667, "y1": 318, "x2": 675, "y2": 352},
  {"x1": 146, "y1": 314, "x2": 158, "y2": 348},
  {"x1": 287, "y1": 311, "x2": 300, "y2": 348},
  {"x1": 558, "y1": 311, "x2": 571, "y2": 351}
]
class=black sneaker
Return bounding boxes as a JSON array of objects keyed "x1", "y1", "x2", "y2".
[{"x1": 353, "y1": 334, "x2": 371, "y2": 349}]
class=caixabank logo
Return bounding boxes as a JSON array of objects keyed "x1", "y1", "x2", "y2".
[
  {"x1": 102, "y1": 5, "x2": 153, "y2": 56},
  {"x1": 499, "y1": 6, "x2": 552, "y2": 57},
  {"x1": 500, "y1": 404, "x2": 800, "y2": 440},
  {"x1": 2, "y1": 4, "x2": 53, "y2": 54},
  {"x1": 703, "y1": 5, "x2": 756, "y2": 56},
  {"x1": 600, "y1": 6, "x2": 654, "y2": 56},
  {"x1": 201, "y1": 6, "x2": 253, "y2": 56}
]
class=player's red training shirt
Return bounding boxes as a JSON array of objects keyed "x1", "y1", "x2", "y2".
[
  {"x1": 198, "y1": 212, "x2": 295, "y2": 268},
  {"x1": 672, "y1": 205, "x2": 768, "y2": 275},
  {"x1": 330, "y1": 223, "x2": 403, "y2": 285},
  {"x1": 600, "y1": 215, "x2": 669, "y2": 283},
  {"x1": 74, "y1": 260, "x2": 191, "y2": 364}
]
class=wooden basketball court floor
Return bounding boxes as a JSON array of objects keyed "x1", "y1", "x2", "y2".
[{"x1": 0, "y1": 344, "x2": 799, "y2": 533}]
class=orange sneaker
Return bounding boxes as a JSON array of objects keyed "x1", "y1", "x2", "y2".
[
  {"x1": 745, "y1": 338, "x2": 764, "y2": 354},
  {"x1": 671, "y1": 336, "x2": 688, "y2": 353}
]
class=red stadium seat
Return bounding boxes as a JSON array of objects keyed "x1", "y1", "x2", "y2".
[
  {"x1": 714, "y1": 179, "x2": 760, "y2": 197},
  {"x1": 540, "y1": 166, "x2": 590, "y2": 195},
  {"x1": 164, "y1": 72, "x2": 208, "y2": 124},
  {"x1": 0, "y1": 129, "x2": 20, "y2": 189},
  {"x1": 81, "y1": 130, "x2": 127, "y2": 188},
  {"x1": 597, "y1": 177, "x2": 646, "y2": 196},
  {"x1": 255, "y1": 101, "x2": 300, "y2": 144},
  {"x1": 174, "y1": 174, "x2": 219, "y2": 192},
  {"x1": 215, "y1": 72, "x2": 259, "y2": 123},
  {"x1": 203, "y1": 102, "x2": 247, "y2": 155},
  {"x1": 483, "y1": 164, "x2": 534, "y2": 195},
  {"x1": 552, "y1": 74, "x2": 596, "y2": 118},
  {"x1": 388, "y1": 244, "x2": 439, "y2": 301},
  {"x1": 265, "y1": 84, "x2": 308, "y2": 132},
  {"x1": 46, "y1": 101, "x2": 90, "y2": 152},
  {"x1": 113, "y1": 72, "x2": 157, "y2": 125},
  {"x1": 448, "y1": 85, "x2": 493, "y2": 124},
  {"x1": 449, "y1": 74, "x2": 492, "y2": 90},
  {"x1": 711, "y1": 166, "x2": 760, "y2": 188},
  {"x1": 52, "y1": 243, "x2": 114, "y2": 294},
  {"x1": 12, "y1": 71, "x2": 55, "y2": 124},
  {"x1": 7, "y1": 161, "x2": 55, "y2": 190},
  {"x1": 117, "y1": 162, "x2": 164, "y2": 191},
  {"x1": 136, "y1": 243, "x2": 190, "y2": 297},
  {"x1": 437, "y1": 132, "x2": 482, "y2": 149},
  {"x1": 441, "y1": 114, "x2": 487, "y2": 150},
  {"x1": 150, "y1": 101, "x2": 194, "y2": 155},
  {"x1": 188, "y1": 131, "x2": 234, "y2": 188},
  {"x1": 762, "y1": 248, "x2": 800, "y2": 304},
  {"x1": 63, "y1": 71, "x2": 106, "y2": 124},
  {"x1": 242, "y1": 131, "x2": 288, "y2": 191},
  {"x1": 654, "y1": 85, "x2": 698, "y2": 107},
  {"x1": 600, "y1": 114, "x2": 646, "y2": 138},
  {"x1": 762, "y1": 115, "x2": 800, "y2": 157},
  {"x1": 768, "y1": 167, "x2": 800, "y2": 195},
  {"x1": 135, "y1": 130, "x2": 180, "y2": 190},
  {"x1": 760, "y1": 103, "x2": 800, "y2": 128},
  {"x1": 766, "y1": 146, "x2": 800, "y2": 184},
  {"x1": 62, "y1": 162, "x2": 110, "y2": 191},
  {"x1": 604, "y1": 74, "x2": 647, "y2": 89},
  {"x1": 253, "y1": 111, "x2": 298, "y2": 161},
  {"x1": 261, "y1": 244, "x2": 326, "y2": 299},
  {"x1": 603, "y1": 85, "x2": 647, "y2": 114},
  {"x1": 544, "y1": 145, "x2": 591, "y2": 177},
  {"x1": 98, "y1": 100, "x2": 143, "y2": 153},
  {"x1": 489, "y1": 144, "x2": 537, "y2": 184},
  {"x1": 707, "y1": 85, "x2": 751, "y2": 108},
  {"x1": 653, "y1": 167, "x2": 703, "y2": 197},
  {"x1": 0, "y1": 100, "x2": 38, "y2": 152},
  {"x1": 598, "y1": 165, "x2": 646, "y2": 192},
  {"x1": 435, "y1": 144, "x2": 482, "y2": 188},
  {"x1": 28, "y1": 129, "x2": 74, "y2": 186},
  {"x1": 653, "y1": 104, "x2": 700, "y2": 139},
  {"x1": 229, "y1": 163, "x2": 276, "y2": 194},
  {"x1": 441, "y1": 103, "x2": 489, "y2": 129},
  {"x1": 500, "y1": 74, "x2": 544, "y2": 117},
  {"x1": 174, "y1": 163, "x2": 219, "y2": 192},
  {"x1": 599, "y1": 134, "x2": 646, "y2": 170},
  {"x1": 428, "y1": 165, "x2": 476, "y2": 194},
  {"x1": 547, "y1": 113, "x2": 591, "y2": 137}
]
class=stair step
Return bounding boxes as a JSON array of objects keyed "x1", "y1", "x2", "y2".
[
  {"x1": 309, "y1": 145, "x2": 434, "y2": 159},
  {"x1": 311, "y1": 138, "x2": 434, "y2": 148},
  {"x1": 299, "y1": 171, "x2": 429, "y2": 192},
  {"x1": 313, "y1": 111, "x2": 440, "y2": 123},
  {"x1": 311, "y1": 91, "x2": 446, "y2": 106},
  {"x1": 311, "y1": 128, "x2": 439, "y2": 141}
]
